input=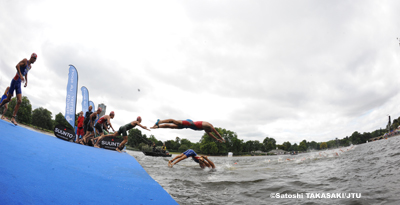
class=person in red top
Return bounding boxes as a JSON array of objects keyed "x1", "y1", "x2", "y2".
[
  {"x1": 151, "y1": 119, "x2": 226, "y2": 143},
  {"x1": 76, "y1": 111, "x2": 85, "y2": 142}
]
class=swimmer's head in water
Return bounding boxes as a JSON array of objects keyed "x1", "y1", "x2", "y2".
[{"x1": 137, "y1": 116, "x2": 142, "y2": 122}]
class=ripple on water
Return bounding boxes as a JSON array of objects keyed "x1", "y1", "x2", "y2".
[{"x1": 127, "y1": 139, "x2": 400, "y2": 204}]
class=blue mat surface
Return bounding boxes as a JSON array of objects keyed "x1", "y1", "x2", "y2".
[{"x1": 0, "y1": 120, "x2": 177, "y2": 204}]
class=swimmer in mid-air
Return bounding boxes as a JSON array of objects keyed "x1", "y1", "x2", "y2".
[
  {"x1": 151, "y1": 119, "x2": 226, "y2": 143},
  {"x1": 99, "y1": 116, "x2": 150, "y2": 152},
  {"x1": 168, "y1": 149, "x2": 216, "y2": 169}
]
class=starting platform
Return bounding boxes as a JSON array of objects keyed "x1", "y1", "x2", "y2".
[{"x1": 0, "y1": 119, "x2": 177, "y2": 204}]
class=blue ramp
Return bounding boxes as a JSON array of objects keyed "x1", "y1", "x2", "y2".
[{"x1": 0, "y1": 120, "x2": 177, "y2": 204}]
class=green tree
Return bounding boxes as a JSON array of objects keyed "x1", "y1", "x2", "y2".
[
  {"x1": 178, "y1": 144, "x2": 189, "y2": 152},
  {"x1": 3, "y1": 96, "x2": 32, "y2": 124},
  {"x1": 254, "y1": 140, "x2": 262, "y2": 151},
  {"x1": 174, "y1": 136, "x2": 181, "y2": 150},
  {"x1": 340, "y1": 137, "x2": 350, "y2": 147},
  {"x1": 282, "y1": 141, "x2": 291, "y2": 151},
  {"x1": 349, "y1": 131, "x2": 362, "y2": 144},
  {"x1": 289, "y1": 143, "x2": 298, "y2": 151},
  {"x1": 308, "y1": 141, "x2": 318, "y2": 150},
  {"x1": 165, "y1": 140, "x2": 177, "y2": 151},
  {"x1": 148, "y1": 134, "x2": 158, "y2": 144},
  {"x1": 191, "y1": 142, "x2": 201, "y2": 153},
  {"x1": 326, "y1": 139, "x2": 337, "y2": 148},
  {"x1": 180, "y1": 138, "x2": 192, "y2": 147},
  {"x1": 54, "y1": 112, "x2": 73, "y2": 130},
  {"x1": 199, "y1": 128, "x2": 233, "y2": 154},
  {"x1": 215, "y1": 128, "x2": 241, "y2": 153},
  {"x1": 392, "y1": 119, "x2": 399, "y2": 131},
  {"x1": 244, "y1": 140, "x2": 255, "y2": 152},
  {"x1": 263, "y1": 137, "x2": 276, "y2": 152},
  {"x1": 200, "y1": 141, "x2": 218, "y2": 155},
  {"x1": 299, "y1": 140, "x2": 308, "y2": 151},
  {"x1": 32, "y1": 107, "x2": 53, "y2": 130},
  {"x1": 127, "y1": 128, "x2": 143, "y2": 147},
  {"x1": 361, "y1": 132, "x2": 372, "y2": 143}
]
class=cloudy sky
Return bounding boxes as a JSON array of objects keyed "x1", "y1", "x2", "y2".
[{"x1": 1, "y1": 0, "x2": 400, "y2": 144}]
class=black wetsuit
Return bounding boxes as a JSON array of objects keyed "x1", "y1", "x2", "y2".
[
  {"x1": 87, "y1": 113, "x2": 97, "y2": 132},
  {"x1": 83, "y1": 111, "x2": 93, "y2": 133}
]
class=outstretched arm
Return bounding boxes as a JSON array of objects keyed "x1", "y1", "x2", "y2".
[
  {"x1": 107, "y1": 117, "x2": 115, "y2": 132},
  {"x1": 206, "y1": 130, "x2": 224, "y2": 143},
  {"x1": 136, "y1": 121, "x2": 150, "y2": 131},
  {"x1": 212, "y1": 127, "x2": 225, "y2": 142},
  {"x1": 202, "y1": 156, "x2": 216, "y2": 169}
]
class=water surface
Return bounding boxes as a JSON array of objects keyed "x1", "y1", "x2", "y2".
[{"x1": 127, "y1": 137, "x2": 400, "y2": 204}]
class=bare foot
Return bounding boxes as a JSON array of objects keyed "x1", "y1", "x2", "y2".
[
  {"x1": 168, "y1": 160, "x2": 173, "y2": 168},
  {"x1": 94, "y1": 144, "x2": 100, "y2": 148},
  {"x1": 11, "y1": 116, "x2": 17, "y2": 126},
  {"x1": 151, "y1": 119, "x2": 160, "y2": 129},
  {"x1": 116, "y1": 147, "x2": 121, "y2": 152}
]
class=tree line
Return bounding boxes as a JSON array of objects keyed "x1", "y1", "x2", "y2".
[
  {"x1": 125, "y1": 127, "x2": 385, "y2": 155},
  {"x1": 1, "y1": 95, "x2": 393, "y2": 155},
  {"x1": 0, "y1": 96, "x2": 73, "y2": 131},
  {"x1": 126, "y1": 127, "x2": 277, "y2": 155}
]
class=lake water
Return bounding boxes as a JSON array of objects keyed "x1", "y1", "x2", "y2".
[{"x1": 127, "y1": 136, "x2": 400, "y2": 205}]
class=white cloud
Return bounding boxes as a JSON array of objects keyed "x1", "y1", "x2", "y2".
[{"x1": 1, "y1": 0, "x2": 400, "y2": 144}]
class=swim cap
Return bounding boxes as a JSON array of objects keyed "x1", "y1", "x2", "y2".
[
  {"x1": 110, "y1": 111, "x2": 115, "y2": 115},
  {"x1": 97, "y1": 107, "x2": 102, "y2": 112},
  {"x1": 137, "y1": 116, "x2": 142, "y2": 121},
  {"x1": 193, "y1": 156, "x2": 201, "y2": 163},
  {"x1": 31, "y1": 53, "x2": 37, "y2": 58}
]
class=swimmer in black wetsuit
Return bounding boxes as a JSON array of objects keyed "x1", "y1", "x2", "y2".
[
  {"x1": 83, "y1": 105, "x2": 93, "y2": 134},
  {"x1": 93, "y1": 111, "x2": 116, "y2": 148},
  {"x1": 100, "y1": 116, "x2": 150, "y2": 152},
  {"x1": 151, "y1": 119, "x2": 225, "y2": 143},
  {"x1": 168, "y1": 149, "x2": 216, "y2": 169},
  {"x1": 80, "y1": 107, "x2": 102, "y2": 145}
]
